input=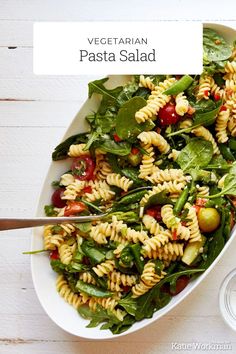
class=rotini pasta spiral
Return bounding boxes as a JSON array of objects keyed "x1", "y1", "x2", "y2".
[
  {"x1": 135, "y1": 93, "x2": 171, "y2": 123},
  {"x1": 88, "y1": 297, "x2": 118, "y2": 311},
  {"x1": 132, "y1": 262, "x2": 166, "y2": 298},
  {"x1": 138, "y1": 143, "x2": 156, "y2": 179},
  {"x1": 92, "y1": 260, "x2": 116, "y2": 277},
  {"x1": 139, "y1": 75, "x2": 156, "y2": 91},
  {"x1": 175, "y1": 92, "x2": 189, "y2": 116},
  {"x1": 83, "y1": 180, "x2": 115, "y2": 202},
  {"x1": 106, "y1": 173, "x2": 133, "y2": 192},
  {"x1": 225, "y1": 61, "x2": 236, "y2": 74},
  {"x1": 161, "y1": 204, "x2": 190, "y2": 241},
  {"x1": 79, "y1": 272, "x2": 97, "y2": 285},
  {"x1": 56, "y1": 275, "x2": 88, "y2": 309},
  {"x1": 168, "y1": 149, "x2": 180, "y2": 161},
  {"x1": 138, "y1": 131, "x2": 170, "y2": 154},
  {"x1": 58, "y1": 243, "x2": 76, "y2": 265},
  {"x1": 140, "y1": 181, "x2": 186, "y2": 206},
  {"x1": 197, "y1": 75, "x2": 214, "y2": 100},
  {"x1": 185, "y1": 203, "x2": 202, "y2": 243},
  {"x1": 191, "y1": 126, "x2": 220, "y2": 154},
  {"x1": 147, "y1": 168, "x2": 190, "y2": 184},
  {"x1": 62, "y1": 180, "x2": 86, "y2": 200},
  {"x1": 68, "y1": 143, "x2": 90, "y2": 157},
  {"x1": 215, "y1": 108, "x2": 230, "y2": 143}
]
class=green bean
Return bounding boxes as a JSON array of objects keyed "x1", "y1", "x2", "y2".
[
  {"x1": 118, "y1": 190, "x2": 147, "y2": 205},
  {"x1": 130, "y1": 244, "x2": 145, "y2": 274},
  {"x1": 173, "y1": 185, "x2": 190, "y2": 215},
  {"x1": 81, "y1": 241, "x2": 105, "y2": 264},
  {"x1": 76, "y1": 280, "x2": 113, "y2": 298},
  {"x1": 163, "y1": 75, "x2": 194, "y2": 95},
  {"x1": 229, "y1": 138, "x2": 236, "y2": 151},
  {"x1": 219, "y1": 144, "x2": 235, "y2": 161}
]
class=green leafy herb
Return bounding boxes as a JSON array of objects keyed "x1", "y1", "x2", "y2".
[
  {"x1": 78, "y1": 305, "x2": 121, "y2": 329},
  {"x1": 135, "y1": 269, "x2": 204, "y2": 321},
  {"x1": 203, "y1": 28, "x2": 232, "y2": 62},
  {"x1": 115, "y1": 97, "x2": 147, "y2": 140},
  {"x1": 44, "y1": 205, "x2": 58, "y2": 217},
  {"x1": 88, "y1": 77, "x2": 123, "y2": 114},
  {"x1": 99, "y1": 139, "x2": 131, "y2": 156},
  {"x1": 177, "y1": 139, "x2": 213, "y2": 172},
  {"x1": 118, "y1": 294, "x2": 138, "y2": 316}
]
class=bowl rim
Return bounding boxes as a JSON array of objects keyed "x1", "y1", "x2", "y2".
[{"x1": 31, "y1": 22, "x2": 236, "y2": 340}]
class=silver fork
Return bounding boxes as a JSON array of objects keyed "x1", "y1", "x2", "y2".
[{"x1": 0, "y1": 214, "x2": 107, "y2": 231}]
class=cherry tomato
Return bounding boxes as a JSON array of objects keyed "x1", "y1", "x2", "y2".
[
  {"x1": 220, "y1": 105, "x2": 227, "y2": 112},
  {"x1": 82, "y1": 186, "x2": 92, "y2": 194},
  {"x1": 113, "y1": 133, "x2": 122, "y2": 142},
  {"x1": 64, "y1": 201, "x2": 87, "y2": 216},
  {"x1": 172, "y1": 229, "x2": 178, "y2": 241},
  {"x1": 146, "y1": 206, "x2": 162, "y2": 221},
  {"x1": 51, "y1": 188, "x2": 66, "y2": 208},
  {"x1": 49, "y1": 249, "x2": 59, "y2": 260},
  {"x1": 71, "y1": 156, "x2": 95, "y2": 181},
  {"x1": 158, "y1": 103, "x2": 181, "y2": 126},
  {"x1": 214, "y1": 93, "x2": 221, "y2": 101},
  {"x1": 131, "y1": 147, "x2": 139, "y2": 155},
  {"x1": 170, "y1": 276, "x2": 190, "y2": 295},
  {"x1": 197, "y1": 207, "x2": 221, "y2": 233}
]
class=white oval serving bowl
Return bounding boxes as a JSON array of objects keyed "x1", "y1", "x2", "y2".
[{"x1": 32, "y1": 23, "x2": 236, "y2": 340}]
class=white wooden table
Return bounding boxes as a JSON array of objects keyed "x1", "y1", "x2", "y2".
[{"x1": 1, "y1": 1, "x2": 236, "y2": 353}]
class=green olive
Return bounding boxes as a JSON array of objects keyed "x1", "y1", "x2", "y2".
[{"x1": 198, "y1": 208, "x2": 221, "y2": 233}]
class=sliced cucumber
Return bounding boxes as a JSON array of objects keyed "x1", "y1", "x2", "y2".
[{"x1": 182, "y1": 236, "x2": 206, "y2": 265}]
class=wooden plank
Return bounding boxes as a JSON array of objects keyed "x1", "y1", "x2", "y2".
[
  {"x1": 0, "y1": 101, "x2": 81, "y2": 126},
  {"x1": 0, "y1": 76, "x2": 95, "y2": 101},
  {"x1": 0, "y1": 0, "x2": 236, "y2": 21},
  {"x1": 0, "y1": 20, "x2": 32, "y2": 47}
]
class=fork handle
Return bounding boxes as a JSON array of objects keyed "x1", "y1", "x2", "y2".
[{"x1": 0, "y1": 216, "x2": 104, "y2": 231}]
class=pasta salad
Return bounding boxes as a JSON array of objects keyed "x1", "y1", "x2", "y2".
[{"x1": 43, "y1": 28, "x2": 236, "y2": 334}]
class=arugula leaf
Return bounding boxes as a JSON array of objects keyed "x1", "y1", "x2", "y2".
[
  {"x1": 177, "y1": 139, "x2": 213, "y2": 172},
  {"x1": 109, "y1": 315, "x2": 136, "y2": 334},
  {"x1": 94, "y1": 110, "x2": 116, "y2": 134},
  {"x1": 118, "y1": 294, "x2": 138, "y2": 316},
  {"x1": 117, "y1": 79, "x2": 139, "y2": 106},
  {"x1": 88, "y1": 77, "x2": 123, "y2": 114},
  {"x1": 115, "y1": 97, "x2": 147, "y2": 140},
  {"x1": 203, "y1": 28, "x2": 232, "y2": 62},
  {"x1": 78, "y1": 305, "x2": 121, "y2": 328},
  {"x1": 207, "y1": 173, "x2": 236, "y2": 198},
  {"x1": 135, "y1": 269, "x2": 204, "y2": 321}
]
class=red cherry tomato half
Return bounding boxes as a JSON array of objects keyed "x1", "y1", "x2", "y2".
[
  {"x1": 146, "y1": 206, "x2": 162, "y2": 222},
  {"x1": 158, "y1": 103, "x2": 181, "y2": 126},
  {"x1": 51, "y1": 188, "x2": 66, "y2": 208},
  {"x1": 64, "y1": 201, "x2": 87, "y2": 216},
  {"x1": 170, "y1": 275, "x2": 190, "y2": 296},
  {"x1": 71, "y1": 156, "x2": 95, "y2": 181},
  {"x1": 113, "y1": 133, "x2": 122, "y2": 142},
  {"x1": 49, "y1": 249, "x2": 59, "y2": 260},
  {"x1": 131, "y1": 147, "x2": 140, "y2": 155}
]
